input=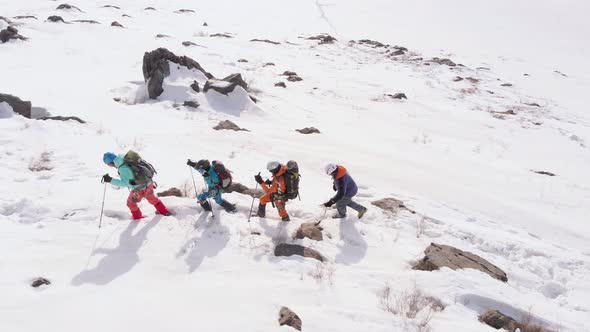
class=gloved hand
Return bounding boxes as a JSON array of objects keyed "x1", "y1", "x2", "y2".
[
  {"x1": 129, "y1": 180, "x2": 137, "y2": 185},
  {"x1": 264, "y1": 179, "x2": 272, "y2": 186},
  {"x1": 323, "y1": 199, "x2": 335, "y2": 207},
  {"x1": 254, "y1": 172, "x2": 263, "y2": 184},
  {"x1": 187, "y1": 159, "x2": 197, "y2": 168},
  {"x1": 102, "y1": 174, "x2": 112, "y2": 183},
  {"x1": 332, "y1": 184, "x2": 337, "y2": 191}
]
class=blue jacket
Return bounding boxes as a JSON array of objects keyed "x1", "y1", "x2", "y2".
[
  {"x1": 331, "y1": 166, "x2": 358, "y2": 201},
  {"x1": 110, "y1": 154, "x2": 140, "y2": 190}
]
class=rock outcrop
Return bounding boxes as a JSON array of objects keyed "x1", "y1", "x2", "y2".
[
  {"x1": 142, "y1": 48, "x2": 213, "y2": 99},
  {"x1": 275, "y1": 243, "x2": 325, "y2": 262},
  {"x1": 413, "y1": 243, "x2": 508, "y2": 282},
  {"x1": 157, "y1": 187, "x2": 183, "y2": 197},
  {"x1": 0, "y1": 94, "x2": 31, "y2": 118},
  {"x1": 203, "y1": 73, "x2": 248, "y2": 95},
  {"x1": 294, "y1": 223, "x2": 323, "y2": 241},
  {"x1": 0, "y1": 26, "x2": 26, "y2": 43},
  {"x1": 212, "y1": 120, "x2": 248, "y2": 132},
  {"x1": 279, "y1": 307, "x2": 302, "y2": 331}
]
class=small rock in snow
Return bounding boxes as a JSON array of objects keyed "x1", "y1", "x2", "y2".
[
  {"x1": 190, "y1": 81, "x2": 200, "y2": 93},
  {"x1": 0, "y1": 26, "x2": 26, "y2": 43},
  {"x1": 210, "y1": 33, "x2": 232, "y2": 38},
  {"x1": 501, "y1": 83, "x2": 513, "y2": 87},
  {"x1": 294, "y1": 223, "x2": 323, "y2": 241},
  {"x1": 212, "y1": 120, "x2": 249, "y2": 132},
  {"x1": 274, "y1": 82, "x2": 286, "y2": 88},
  {"x1": 47, "y1": 16, "x2": 66, "y2": 23},
  {"x1": 385, "y1": 93, "x2": 407, "y2": 100},
  {"x1": 157, "y1": 187, "x2": 183, "y2": 197},
  {"x1": 183, "y1": 100, "x2": 200, "y2": 108},
  {"x1": 144, "y1": 7, "x2": 156, "y2": 11},
  {"x1": 274, "y1": 243, "x2": 325, "y2": 262},
  {"x1": 102, "y1": 5, "x2": 120, "y2": 10},
  {"x1": 0, "y1": 93, "x2": 32, "y2": 118},
  {"x1": 73, "y1": 20, "x2": 100, "y2": 24},
  {"x1": 278, "y1": 307, "x2": 302, "y2": 331},
  {"x1": 225, "y1": 182, "x2": 264, "y2": 198},
  {"x1": 237, "y1": 58, "x2": 248, "y2": 63},
  {"x1": 111, "y1": 21, "x2": 124, "y2": 28},
  {"x1": 287, "y1": 75, "x2": 303, "y2": 82},
  {"x1": 296, "y1": 127, "x2": 320, "y2": 134},
  {"x1": 306, "y1": 33, "x2": 336, "y2": 44},
  {"x1": 533, "y1": 170, "x2": 556, "y2": 177},
  {"x1": 250, "y1": 38, "x2": 280, "y2": 45},
  {"x1": 203, "y1": 73, "x2": 248, "y2": 95},
  {"x1": 263, "y1": 62, "x2": 275, "y2": 67},
  {"x1": 31, "y1": 277, "x2": 51, "y2": 288},
  {"x1": 175, "y1": 9, "x2": 195, "y2": 14},
  {"x1": 430, "y1": 57, "x2": 457, "y2": 67},
  {"x1": 56, "y1": 4, "x2": 83, "y2": 12},
  {"x1": 37, "y1": 116, "x2": 86, "y2": 123}
]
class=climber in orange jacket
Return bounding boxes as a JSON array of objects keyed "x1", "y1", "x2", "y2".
[{"x1": 254, "y1": 161, "x2": 290, "y2": 222}]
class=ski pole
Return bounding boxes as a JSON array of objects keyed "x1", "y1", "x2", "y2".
[
  {"x1": 188, "y1": 166, "x2": 198, "y2": 198},
  {"x1": 247, "y1": 183, "x2": 259, "y2": 223},
  {"x1": 98, "y1": 181, "x2": 107, "y2": 228}
]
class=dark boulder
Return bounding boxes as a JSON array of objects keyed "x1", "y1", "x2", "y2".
[
  {"x1": 0, "y1": 94, "x2": 32, "y2": 118},
  {"x1": 274, "y1": 82, "x2": 286, "y2": 88},
  {"x1": 385, "y1": 93, "x2": 407, "y2": 100},
  {"x1": 190, "y1": 81, "x2": 200, "y2": 92},
  {"x1": 0, "y1": 26, "x2": 26, "y2": 43},
  {"x1": 275, "y1": 243, "x2": 325, "y2": 262},
  {"x1": 157, "y1": 187, "x2": 183, "y2": 197},
  {"x1": 203, "y1": 73, "x2": 248, "y2": 95},
  {"x1": 294, "y1": 223, "x2": 323, "y2": 241},
  {"x1": 533, "y1": 170, "x2": 555, "y2": 177},
  {"x1": 212, "y1": 120, "x2": 248, "y2": 132},
  {"x1": 47, "y1": 16, "x2": 66, "y2": 23},
  {"x1": 279, "y1": 307, "x2": 302, "y2": 331},
  {"x1": 142, "y1": 48, "x2": 213, "y2": 99},
  {"x1": 282, "y1": 71, "x2": 298, "y2": 76},
  {"x1": 111, "y1": 21, "x2": 124, "y2": 28},
  {"x1": 389, "y1": 49, "x2": 405, "y2": 56},
  {"x1": 31, "y1": 277, "x2": 51, "y2": 288},
  {"x1": 183, "y1": 100, "x2": 200, "y2": 108},
  {"x1": 296, "y1": 127, "x2": 320, "y2": 134},
  {"x1": 357, "y1": 39, "x2": 386, "y2": 48},
  {"x1": 210, "y1": 33, "x2": 232, "y2": 38},
  {"x1": 287, "y1": 75, "x2": 303, "y2": 82},
  {"x1": 237, "y1": 58, "x2": 248, "y2": 63},
  {"x1": 144, "y1": 7, "x2": 156, "y2": 11},
  {"x1": 413, "y1": 243, "x2": 508, "y2": 282},
  {"x1": 263, "y1": 62, "x2": 275, "y2": 67}
]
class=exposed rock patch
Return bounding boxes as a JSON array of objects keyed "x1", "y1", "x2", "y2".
[
  {"x1": 525, "y1": 102, "x2": 541, "y2": 107},
  {"x1": 203, "y1": 73, "x2": 248, "y2": 95},
  {"x1": 294, "y1": 222, "x2": 323, "y2": 241},
  {"x1": 501, "y1": 83, "x2": 513, "y2": 87},
  {"x1": 296, "y1": 127, "x2": 320, "y2": 134},
  {"x1": 372, "y1": 197, "x2": 408, "y2": 213},
  {"x1": 274, "y1": 82, "x2": 286, "y2": 88},
  {"x1": 225, "y1": 182, "x2": 264, "y2": 198},
  {"x1": 102, "y1": 5, "x2": 120, "y2": 9},
  {"x1": 183, "y1": 100, "x2": 200, "y2": 108},
  {"x1": 210, "y1": 33, "x2": 232, "y2": 38},
  {"x1": 306, "y1": 33, "x2": 336, "y2": 44},
  {"x1": 56, "y1": 4, "x2": 83, "y2": 12},
  {"x1": 0, "y1": 94, "x2": 32, "y2": 118},
  {"x1": 13, "y1": 16, "x2": 38, "y2": 20},
  {"x1": 250, "y1": 38, "x2": 280, "y2": 45},
  {"x1": 479, "y1": 310, "x2": 553, "y2": 332},
  {"x1": 429, "y1": 57, "x2": 456, "y2": 67},
  {"x1": 190, "y1": 81, "x2": 200, "y2": 92},
  {"x1": 212, "y1": 120, "x2": 249, "y2": 132},
  {"x1": 144, "y1": 7, "x2": 156, "y2": 11},
  {"x1": 38, "y1": 116, "x2": 85, "y2": 123},
  {"x1": 111, "y1": 21, "x2": 124, "y2": 28},
  {"x1": 279, "y1": 307, "x2": 302, "y2": 331},
  {"x1": 287, "y1": 75, "x2": 303, "y2": 82},
  {"x1": 237, "y1": 58, "x2": 248, "y2": 63},
  {"x1": 155, "y1": 34, "x2": 169, "y2": 38},
  {"x1": 533, "y1": 170, "x2": 556, "y2": 177},
  {"x1": 356, "y1": 39, "x2": 386, "y2": 48},
  {"x1": 175, "y1": 9, "x2": 195, "y2": 14},
  {"x1": 73, "y1": 20, "x2": 100, "y2": 24},
  {"x1": 31, "y1": 277, "x2": 51, "y2": 288},
  {"x1": 263, "y1": 62, "x2": 275, "y2": 67},
  {"x1": 413, "y1": 243, "x2": 508, "y2": 282},
  {"x1": 157, "y1": 187, "x2": 183, "y2": 197},
  {"x1": 275, "y1": 243, "x2": 325, "y2": 262}
]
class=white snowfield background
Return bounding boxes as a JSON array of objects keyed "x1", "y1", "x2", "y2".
[{"x1": 1, "y1": 0, "x2": 589, "y2": 331}]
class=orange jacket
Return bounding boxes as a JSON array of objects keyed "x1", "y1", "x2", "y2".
[{"x1": 261, "y1": 165, "x2": 287, "y2": 195}]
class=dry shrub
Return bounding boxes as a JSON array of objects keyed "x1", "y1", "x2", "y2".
[
  {"x1": 29, "y1": 151, "x2": 53, "y2": 172},
  {"x1": 378, "y1": 283, "x2": 444, "y2": 332},
  {"x1": 519, "y1": 311, "x2": 553, "y2": 332},
  {"x1": 180, "y1": 179, "x2": 194, "y2": 198},
  {"x1": 309, "y1": 261, "x2": 335, "y2": 286}
]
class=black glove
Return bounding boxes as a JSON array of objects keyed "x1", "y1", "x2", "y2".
[
  {"x1": 332, "y1": 184, "x2": 337, "y2": 191},
  {"x1": 323, "y1": 199, "x2": 335, "y2": 207},
  {"x1": 129, "y1": 180, "x2": 137, "y2": 185},
  {"x1": 264, "y1": 179, "x2": 272, "y2": 186},
  {"x1": 187, "y1": 159, "x2": 197, "y2": 168},
  {"x1": 102, "y1": 174, "x2": 112, "y2": 183},
  {"x1": 254, "y1": 172, "x2": 263, "y2": 184}
]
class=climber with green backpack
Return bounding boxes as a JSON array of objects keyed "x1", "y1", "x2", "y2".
[
  {"x1": 102, "y1": 151, "x2": 170, "y2": 220},
  {"x1": 253, "y1": 160, "x2": 300, "y2": 222}
]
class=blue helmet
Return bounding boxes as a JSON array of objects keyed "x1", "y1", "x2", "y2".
[{"x1": 103, "y1": 152, "x2": 117, "y2": 164}]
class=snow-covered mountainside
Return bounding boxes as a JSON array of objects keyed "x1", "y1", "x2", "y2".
[{"x1": 1, "y1": 1, "x2": 589, "y2": 331}]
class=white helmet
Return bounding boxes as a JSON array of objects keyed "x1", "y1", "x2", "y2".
[
  {"x1": 325, "y1": 163, "x2": 337, "y2": 176},
  {"x1": 266, "y1": 161, "x2": 281, "y2": 173}
]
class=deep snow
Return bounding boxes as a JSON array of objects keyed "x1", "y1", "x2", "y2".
[{"x1": 1, "y1": 1, "x2": 589, "y2": 331}]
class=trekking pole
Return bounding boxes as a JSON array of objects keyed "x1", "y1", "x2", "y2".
[
  {"x1": 98, "y1": 181, "x2": 107, "y2": 228},
  {"x1": 188, "y1": 166, "x2": 198, "y2": 199},
  {"x1": 247, "y1": 183, "x2": 259, "y2": 223},
  {"x1": 314, "y1": 206, "x2": 328, "y2": 226}
]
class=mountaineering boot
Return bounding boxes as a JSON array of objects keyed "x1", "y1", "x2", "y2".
[
  {"x1": 154, "y1": 202, "x2": 171, "y2": 216},
  {"x1": 257, "y1": 204, "x2": 266, "y2": 217},
  {"x1": 131, "y1": 210, "x2": 144, "y2": 220},
  {"x1": 281, "y1": 215, "x2": 290, "y2": 222},
  {"x1": 332, "y1": 213, "x2": 345, "y2": 219},
  {"x1": 221, "y1": 200, "x2": 237, "y2": 213},
  {"x1": 357, "y1": 207, "x2": 368, "y2": 219},
  {"x1": 199, "y1": 200, "x2": 212, "y2": 212}
]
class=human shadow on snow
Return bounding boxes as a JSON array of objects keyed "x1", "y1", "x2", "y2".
[
  {"x1": 335, "y1": 219, "x2": 368, "y2": 264},
  {"x1": 71, "y1": 217, "x2": 160, "y2": 286},
  {"x1": 181, "y1": 213, "x2": 230, "y2": 273}
]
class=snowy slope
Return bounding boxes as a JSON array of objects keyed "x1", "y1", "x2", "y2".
[{"x1": 1, "y1": 1, "x2": 590, "y2": 331}]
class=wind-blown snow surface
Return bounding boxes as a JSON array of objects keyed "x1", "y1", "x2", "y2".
[{"x1": 1, "y1": 1, "x2": 589, "y2": 331}]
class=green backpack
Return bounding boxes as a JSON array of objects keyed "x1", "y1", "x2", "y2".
[
  {"x1": 283, "y1": 160, "x2": 300, "y2": 200},
  {"x1": 122, "y1": 150, "x2": 156, "y2": 186}
]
